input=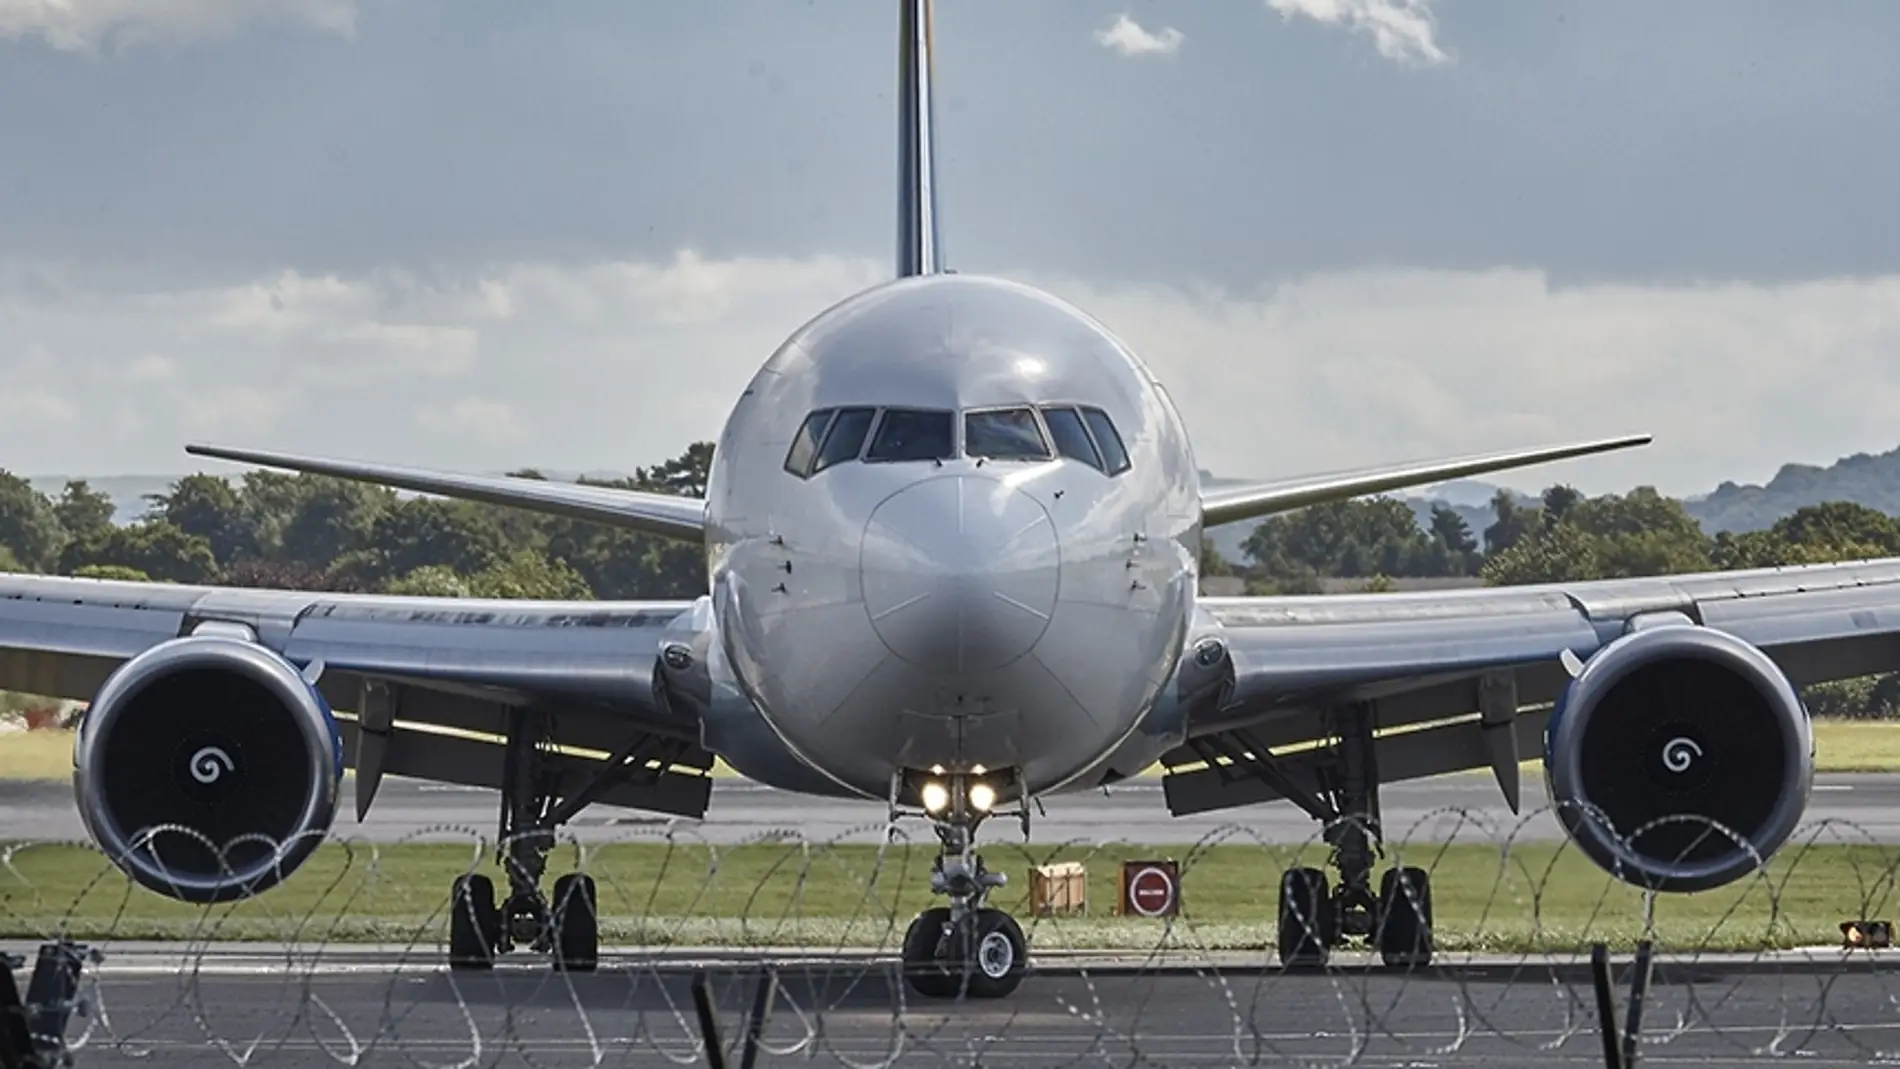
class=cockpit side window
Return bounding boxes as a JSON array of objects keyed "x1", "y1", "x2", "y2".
[
  {"x1": 1080, "y1": 407, "x2": 1131, "y2": 475},
  {"x1": 813, "y1": 406, "x2": 877, "y2": 472},
  {"x1": 964, "y1": 407, "x2": 1052, "y2": 461},
  {"x1": 866, "y1": 408, "x2": 956, "y2": 463},
  {"x1": 783, "y1": 409, "x2": 834, "y2": 478},
  {"x1": 1040, "y1": 406, "x2": 1103, "y2": 471}
]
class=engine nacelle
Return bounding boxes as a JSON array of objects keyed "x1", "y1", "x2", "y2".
[
  {"x1": 1543, "y1": 623, "x2": 1813, "y2": 893},
  {"x1": 72, "y1": 635, "x2": 343, "y2": 904}
]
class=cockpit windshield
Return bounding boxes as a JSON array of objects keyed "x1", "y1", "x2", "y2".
[
  {"x1": 965, "y1": 407, "x2": 1051, "y2": 461},
  {"x1": 784, "y1": 403, "x2": 1129, "y2": 477},
  {"x1": 814, "y1": 407, "x2": 876, "y2": 473},
  {"x1": 866, "y1": 408, "x2": 956, "y2": 462}
]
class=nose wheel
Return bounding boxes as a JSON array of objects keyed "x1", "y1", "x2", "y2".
[
  {"x1": 893, "y1": 768, "x2": 1031, "y2": 999},
  {"x1": 901, "y1": 906, "x2": 1028, "y2": 998}
]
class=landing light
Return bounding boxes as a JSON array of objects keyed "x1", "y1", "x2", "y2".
[
  {"x1": 969, "y1": 783, "x2": 996, "y2": 812},
  {"x1": 921, "y1": 781, "x2": 950, "y2": 813}
]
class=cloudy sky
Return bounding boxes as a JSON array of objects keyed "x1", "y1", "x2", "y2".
[{"x1": 3, "y1": 0, "x2": 1898, "y2": 496}]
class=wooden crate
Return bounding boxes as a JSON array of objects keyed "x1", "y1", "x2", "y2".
[{"x1": 1029, "y1": 862, "x2": 1088, "y2": 916}]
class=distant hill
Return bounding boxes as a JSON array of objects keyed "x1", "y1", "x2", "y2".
[{"x1": 1683, "y1": 445, "x2": 1900, "y2": 534}]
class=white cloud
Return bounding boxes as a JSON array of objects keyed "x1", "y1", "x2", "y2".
[
  {"x1": 2, "y1": 252, "x2": 1899, "y2": 501},
  {"x1": 0, "y1": 0, "x2": 356, "y2": 52},
  {"x1": 1265, "y1": 0, "x2": 1448, "y2": 66},
  {"x1": 125, "y1": 353, "x2": 175, "y2": 382},
  {"x1": 417, "y1": 397, "x2": 527, "y2": 446},
  {"x1": 1094, "y1": 14, "x2": 1184, "y2": 58}
]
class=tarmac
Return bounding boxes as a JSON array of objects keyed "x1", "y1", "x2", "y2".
[{"x1": 17, "y1": 942, "x2": 1900, "y2": 1065}]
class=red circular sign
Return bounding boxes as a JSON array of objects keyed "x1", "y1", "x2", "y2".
[{"x1": 1127, "y1": 866, "x2": 1177, "y2": 917}]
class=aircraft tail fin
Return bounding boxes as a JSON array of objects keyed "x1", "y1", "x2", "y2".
[{"x1": 896, "y1": 0, "x2": 942, "y2": 277}]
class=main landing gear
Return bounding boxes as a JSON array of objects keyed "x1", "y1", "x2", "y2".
[
  {"x1": 444, "y1": 708, "x2": 687, "y2": 973},
  {"x1": 1271, "y1": 703, "x2": 1433, "y2": 969},
  {"x1": 1184, "y1": 702, "x2": 1434, "y2": 969},
  {"x1": 894, "y1": 770, "x2": 1030, "y2": 999}
]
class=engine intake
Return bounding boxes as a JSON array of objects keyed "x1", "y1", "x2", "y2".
[
  {"x1": 1543, "y1": 623, "x2": 1813, "y2": 893},
  {"x1": 72, "y1": 635, "x2": 343, "y2": 904}
]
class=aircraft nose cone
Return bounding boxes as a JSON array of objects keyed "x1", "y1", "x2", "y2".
[{"x1": 861, "y1": 474, "x2": 1060, "y2": 674}]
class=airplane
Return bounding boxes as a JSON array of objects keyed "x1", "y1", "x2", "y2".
[{"x1": 0, "y1": 0, "x2": 1881, "y2": 1000}]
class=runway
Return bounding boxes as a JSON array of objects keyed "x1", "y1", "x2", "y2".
[
  {"x1": 5, "y1": 772, "x2": 1899, "y2": 844},
  {"x1": 25, "y1": 943, "x2": 1900, "y2": 1065}
]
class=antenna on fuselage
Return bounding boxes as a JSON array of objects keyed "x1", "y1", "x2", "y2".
[{"x1": 896, "y1": 0, "x2": 943, "y2": 277}]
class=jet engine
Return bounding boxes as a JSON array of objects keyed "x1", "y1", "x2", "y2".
[
  {"x1": 1543, "y1": 623, "x2": 1813, "y2": 893},
  {"x1": 71, "y1": 634, "x2": 343, "y2": 904}
]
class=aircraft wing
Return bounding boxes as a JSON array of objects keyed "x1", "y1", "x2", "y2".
[
  {"x1": 1200, "y1": 434, "x2": 1651, "y2": 528},
  {"x1": 186, "y1": 444, "x2": 706, "y2": 542},
  {"x1": 0, "y1": 573, "x2": 711, "y2": 820},
  {"x1": 1165, "y1": 558, "x2": 1900, "y2": 815}
]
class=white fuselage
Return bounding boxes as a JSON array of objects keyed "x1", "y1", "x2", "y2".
[{"x1": 703, "y1": 273, "x2": 1204, "y2": 800}]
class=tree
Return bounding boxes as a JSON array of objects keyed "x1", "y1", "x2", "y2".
[
  {"x1": 72, "y1": 564, "x2": 152, "y2": 582},
  {"x1": 149, "y1": 474, "x2": 261, "y2": 565},
  {"x1": 1482, "y1": 489, "x2": 1538, "y2": 558},
  {"x1": 54, "y1": 481, "x2": 116, "y2": 541},
  {"x1": 0, "y1": 471, "x2": 65, "y2": 572},
  {"x1": 0, "y1": 545, "x2": 21, "y2": 574},
  {"x1": 1540, "y1": 485, "x2": 1583, "y2": 528},
  {"x1": 386, "y1": 565, "x2": 472, "y2": 598},
  {"x1": 59, "y1": 522, "x2": 218, "y2": 584},
  {"x1": 1480, "y1": 522, "x2": 1602, "y2": 586},
  {"x1": 367, "y1": 498, "x2": 509, "y2": 583},
  {"x1": 636, "y1": 442, "x2": 715, "y2": 498},
  {"x1": 467, "y1": 551, "x2": 594, "y2": 600},
  {"x1": 1427, "y1": 504, "x2": 1479, "y2": 576},
  {"x1": 275, "y1": 478, "x2": 395, "y2": 571},
  {"x1": 1242, "y1": 497, "x2": 1434, "y2": 583}
]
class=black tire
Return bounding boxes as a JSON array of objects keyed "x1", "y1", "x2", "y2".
[
  {"x1": 1277, "y1": 867, "x2": 1332, "y2": 969},
  {"x1": 449, "y1": 874, "x2": 499, "y2": 970},
  {"x1": 1376, "y1": 866, "x2": 1434, "y2": 969},
  {"x1": 901, "y1": 907, "x2": 957, "y2": 998},
  {"x1": 551, "y1": 873, "x2": 599, "y2": 972},
  {"x1": 963, "y1": 910, "x2": 1027, "y2": 999}
]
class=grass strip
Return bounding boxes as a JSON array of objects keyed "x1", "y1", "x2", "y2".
[{"x1": 4, "y1": 837, "x2": 1897, "y2": 954}]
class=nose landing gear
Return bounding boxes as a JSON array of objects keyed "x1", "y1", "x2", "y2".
[{"x1": 893, "y1": 769, "x2": 1030, "y2": 999}]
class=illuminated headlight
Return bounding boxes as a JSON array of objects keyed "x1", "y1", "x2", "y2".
[
  {"x1": 969, "y1": 783, "x2": 996, "y2": 812},
  {"x1": 921, "y1": 781, "x2": 950, "y2": 813}
]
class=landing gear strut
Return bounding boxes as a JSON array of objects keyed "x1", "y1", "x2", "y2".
[
  {"x1": 896, "y1": 771, "x2": 1029, "y2": 999},
  {"x1": 447, "y1": 707, "x2": 675, "y2": 972},
  {"x1": 1265, "y1": 703, "x2": 1434, "y2": 969}
]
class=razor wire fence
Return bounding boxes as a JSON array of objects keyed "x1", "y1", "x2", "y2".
[{"x1": 5, "y1": 807, "x2": 1900, "y2": 1065}]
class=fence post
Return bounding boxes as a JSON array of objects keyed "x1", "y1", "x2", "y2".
[
  {"x1": 691, "y1": 970, "x2": 726, "y2": 1069},
  {"x1": 1621, "y1": 939, "x2": 1654, "y2": 1067},
  {"x1": 1588, "y1": 943, "x2": 1624, "y2": 1069}
]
